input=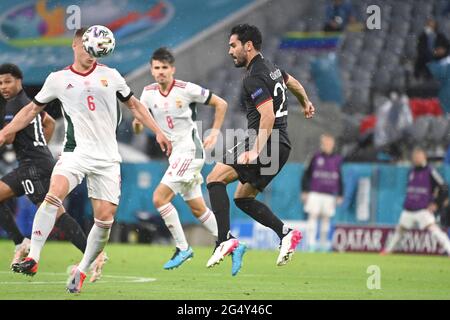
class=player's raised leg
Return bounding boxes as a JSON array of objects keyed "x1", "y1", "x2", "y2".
[
  {"x1": 154, "y1": 183, "x2": 193, "y2": 269},
  {"x1": 233, "y1": 181, "x2": 301, "y2": 267},
  {"x1": 67, "y1": 199, "x2": 115, "y2": 293},
  {"x1": 185, "y1": 193, "x2": 218, "y2": 239},
  {"x1": 12, "y1": 174, "x2": 70, "y2": 276},
  {"x1": 55, "y1": 206, "x2": 108, "y2": 283},
  {"x1": 206, "y1": 163, "x2": 240, "y2": 268}
]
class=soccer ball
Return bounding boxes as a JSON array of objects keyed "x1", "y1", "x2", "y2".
[{"x1": 82, "y1": 25, "x2": 115, "y2": 58}]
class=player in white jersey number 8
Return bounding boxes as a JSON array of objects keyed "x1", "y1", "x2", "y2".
[
  {"x1": 133, "y1": 47, "x2": 228, "y2": 270},
  {"x1": 0, "y1": 27, "x2": 172, "y2": 294}
]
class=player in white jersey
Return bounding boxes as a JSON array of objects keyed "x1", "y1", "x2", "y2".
[
  {"x1": 0, "y1": 28, "x2": 171, "y2": 294},
  {"x1": 133, "y1": 47, "x2": 227, "y2": 269}
]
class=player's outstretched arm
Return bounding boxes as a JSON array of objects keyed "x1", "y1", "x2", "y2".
[
  {"x1": 203, "y1": 94, "x2": 228, "y2": 149},
  {"x1": 0, "y1": 101, "x2": 45, "y2": 146},
  {"x1": 42, "y1": 112, "x2": 56, "y2": 143},
  {"x1": 124, "y1": 95, "x2": 172, "y2": 156},
  {"x1": 284, "y1": 73, "x2": 315, "y2": 119}
]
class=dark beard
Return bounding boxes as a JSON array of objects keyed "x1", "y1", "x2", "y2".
[{"x1": 233, "y1": 56, "x2": 247, "y2": 68}]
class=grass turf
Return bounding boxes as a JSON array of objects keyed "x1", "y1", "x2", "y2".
[{"x1": 0, "y1": 240, "x2": 449, "y2": 300}]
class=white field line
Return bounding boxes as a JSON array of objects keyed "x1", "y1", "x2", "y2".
[{"x1": 0, "y1": 271, "x2": 156, "y2": 285}]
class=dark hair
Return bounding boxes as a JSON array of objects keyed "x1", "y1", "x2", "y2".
[
  {"x1": 0, "y1": 63, "x2": 23, "y2": 79},
  {"x1": 151, "y1": 47, "x2": 175, "y2": 65},
  {"x1": 74, "y1": 27, "x2": 88, "y2": 39},
  {"x1": 230, "y1": 24, "x2": 262, "y2": 50}
]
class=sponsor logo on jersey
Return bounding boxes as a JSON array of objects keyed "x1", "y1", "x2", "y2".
[
  {"x1": 101, "y1": 79, "x2": 108, "y2": 87},
  {"x1": 66, "y1": 84, "x2": 74, "y2": 90},
  {"x1": 251, "y1": 88, "x2": 263, "y2": 100},
  {"x1": 201, "y1": 88, "x2": 207, "y2": 97},
  {"x1": 4, "y1": 115, "x2": 14, "y2": 121}
]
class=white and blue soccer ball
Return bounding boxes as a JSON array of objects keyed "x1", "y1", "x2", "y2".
[{"x1": 82, "y1": 25, "x2": 115, "y2": 58}]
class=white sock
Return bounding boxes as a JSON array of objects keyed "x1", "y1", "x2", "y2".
[
  {"x1": 78, "y1": 219, "x2": 113, "y2": 274},
  {"x1": 158, "y1": 203, "x2": 189, "y2": 251},
  {"x1": 307, "y1": 215, "x2": 318, "y2": 249},
  {"x1": 429, "y1": 225, "x2": 450, "y2": 255},
  {"x1": 198, "y1": 208, "x2": 218, "y2": 238},
  {"x1": 385, "y1": 227, "x2": 404, "y2": 253},
  {"x1": 28, "y1": 195, "x2": 61, "y2": 262},
  {"x1": 320, "y1": 217, "x2": 330, "y2": 249}
]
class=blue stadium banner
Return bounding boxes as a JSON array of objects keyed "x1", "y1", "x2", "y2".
[{"x1": 0, "y1": 0, "x2": 254, "y2": 84}]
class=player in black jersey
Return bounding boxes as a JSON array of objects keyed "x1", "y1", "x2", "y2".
[
  {"x1": 0, "y1": 64, "x2": 106, "y2": 281},
  {"x1": 206, "y1": 24, "x2": 315, "y2": 275}
]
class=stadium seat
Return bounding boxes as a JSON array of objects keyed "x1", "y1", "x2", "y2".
[
  {"x1": 429, "y1": 116, "x2": 449, "y2": 144},
  {"x1": 407, "y1": 116, "x2": 433, "y2": 145}
]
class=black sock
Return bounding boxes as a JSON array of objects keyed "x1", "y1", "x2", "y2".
[
  {"x1": 234, "y1": 197, "x2": 288, "y2": 239},
  {"x1": 0, "y1": 202, "x2": 24, "y2": 245},
  {"x1": 55, "y1": 212, "x2": 87, "y2": 253},
  {"x1": 207, "y1": 182, "x2": 233, "y2": 243}
]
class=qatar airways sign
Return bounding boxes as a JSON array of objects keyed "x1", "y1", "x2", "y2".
[{"x1": 332, "y1": 225, "x2": 449, "y2": 255}]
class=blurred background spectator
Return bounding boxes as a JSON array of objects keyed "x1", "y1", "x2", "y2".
[
  {"x1": 323, "y1": 0, "x2": 357, "y2": 32},
  {"x1": 428, "y1": 55, "x2": 450, "y2": 113},
  {"x1": 415, "y1": 18, "x2": 450, "y2": 79}
]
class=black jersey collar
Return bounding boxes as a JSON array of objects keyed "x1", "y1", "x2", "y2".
[{"x1": 246, "y1": 53, "x2": 263, "y2": 70}]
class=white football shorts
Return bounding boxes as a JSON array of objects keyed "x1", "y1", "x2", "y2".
[
  {"x1": 304, "y1": 192, "x2": 337, "y2": 218},
  {"x1": 52, "y1": 152, "x2": 121, "y2": 205},
  {"x1": 398, "y1": 209, "x2": 436, "y2": 230},
  {"x1": 161, "y1": 154, "x2": 205, "y2": 201}
]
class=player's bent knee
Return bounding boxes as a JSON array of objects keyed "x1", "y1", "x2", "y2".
[
  {"x1": 94, "y1": 202, "x2": 117, "y2": 221},
  {"x1": 152, "y1": 191, "x2": 171, "y2": 208},
  {"x1": 191, "y1": 207, "x2": 203, "y2": 216},
  {"x1": 206, "y1": 172, "x2": 220, "y2": 184},
  {"x1": 206, "y1": 164, "x2": 230, "y2": 184},
  {"x1": 153, "y1": 196, "x2": 168, "y2": 209},
  {"x1": 191, "y1": 204, "x2": 207, "y2": 216},
  {"x1": 48, "y1": 175, "x2": 70, "y2": 200}
]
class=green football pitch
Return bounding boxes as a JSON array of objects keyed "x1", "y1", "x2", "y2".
[{"x1": 0, "y1": 240, "x2": 449, "y2": 300}]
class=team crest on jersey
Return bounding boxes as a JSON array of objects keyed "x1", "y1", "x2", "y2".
[
  {"x1": 101, "y1": 79, "x2": 108, "y2": 87},
  {"x1": 176, "y1": 98, "x2": 183, "y2": 108}
]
